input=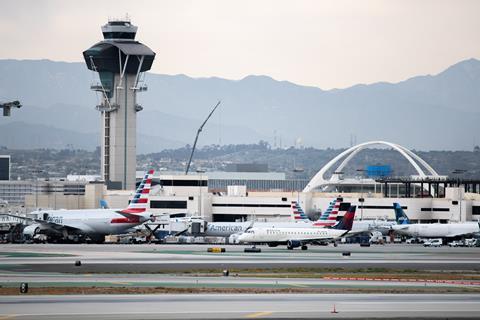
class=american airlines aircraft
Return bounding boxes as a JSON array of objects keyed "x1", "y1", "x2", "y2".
[
  {"x1": 391, "y1": 203, "x2": 480, "y2": 239},
  {"x1": 202, "y1": 200, "x2": 315, "y2": 238},
  {"x1": 237, "y1": 206, "x2": 357, "y2": 250},
  {"x1": 203, "y1": 198, "x2": 384, "y2": 238},
  {"x1": 12, "y1": 170, "x2": 155, "y2": 243}
]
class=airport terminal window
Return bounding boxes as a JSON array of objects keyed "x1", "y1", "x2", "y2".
[
  {"x1": 150, "y1": 200, "x2": 187, "y2": 209},
  {"x1": 357, "y1": 205, "x2": 407, "y2": 210},
  {"x1": 472, "y1": 206, "x2": 480, "y2": 215},
  {"x1": 160, "y1": 180, "x2": 208, "y2": 187},
  {"x1": 420, "y1": 208, "x2": 449, "y2": 212},
  {"x1": 212, "y1": 203, "x2": 291, "y2": 208},
  {"x1": 212, "y1": 214, "x2": 247, "y2": 222}
]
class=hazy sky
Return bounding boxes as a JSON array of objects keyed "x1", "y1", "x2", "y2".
[{"x1": 1, "y1": 0, "x2": 479, "y2": 89}]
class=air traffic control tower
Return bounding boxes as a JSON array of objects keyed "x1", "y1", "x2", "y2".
[{"x1": 83, "y1": 19, "x2": 155, "y2": 190}]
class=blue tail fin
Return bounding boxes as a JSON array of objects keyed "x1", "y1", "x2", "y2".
[
  {"x1": 393, "y1": 203, "x2": 409, "y2": 224},
  {"x1": 100, "y1": 199, "x2": 109, "y2": 209}
]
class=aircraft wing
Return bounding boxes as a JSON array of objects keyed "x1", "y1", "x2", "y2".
[{"x1": 1, "y1": 213, "x2": 80, "y2": 232}]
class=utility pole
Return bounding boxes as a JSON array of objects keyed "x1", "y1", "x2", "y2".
[{"x1": 356, "y1": 168, "x2": 366, "y2": 220}]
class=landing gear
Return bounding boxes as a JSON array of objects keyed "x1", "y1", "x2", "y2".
[
  {"x1": 287, "y1": 245, "x2": 294, "y2": 250},
  {"x1": 244, "y1": 244, "x2": 261, "y2": 253},
  {"x1": 301, "y1": 245, "x2": 308, "y2": 251}
]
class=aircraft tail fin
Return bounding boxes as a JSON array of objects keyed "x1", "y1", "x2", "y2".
[
  {"x1": 100, "y1": 199, "x2": 109, "y2": 209},
  {"x1": 118, "y1": 169, "x2": 154, "y2": 215},
  {"x1": 333, "y1": 206, "x2": 356, "y2": 231},
  {"x1": 313, "y1": 197, "x2": 342, "y2": 227},
  {"x1": 291, "y1": 201, "x2": 309, "y2": 221},
  {"x1": 393, "y1": 203, "x2": 410, "y2": 224}
]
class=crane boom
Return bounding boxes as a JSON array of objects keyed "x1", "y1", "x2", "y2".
[
  {"x1": 185, "y1": 100, "x2": 221, "y2": 174},
  {"x1": 0, "y1": 100, "x2": 22, "y2": 116}
]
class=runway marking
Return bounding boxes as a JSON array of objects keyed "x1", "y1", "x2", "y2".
[
  {"x1": 245, "y1": 311, "x2": 273, "y2": 318},
  {"x1": 109, "y1": 281, "x2": 132, "y2": 285},
  {"x1": 288, "y1": 283, "x2": 309, "y2": 288}
]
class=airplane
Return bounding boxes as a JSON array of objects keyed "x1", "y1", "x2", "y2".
[
  {"x1": 188, "y1": 200, "x2": 314, "y2": 238},
  {"x1": 391, "y1": 202, "x2": 480, "y2": 239},
  {"x1": 237, "y1": 206, "x2": 357, "y2": 250},
  {"x1": 198, "y1": 198, "x2": 351, "y2": 238},
  {"x1": 9, "y1": 170, "x2": 156, "y2": 243}
]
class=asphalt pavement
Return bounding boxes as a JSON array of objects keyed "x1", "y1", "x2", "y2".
[
  {"x1": 1, "y1": 243, "x2": 479, "y2": 272},
  {"x1": 1, "y1": 293, "x2": 480, "y2": 319}
]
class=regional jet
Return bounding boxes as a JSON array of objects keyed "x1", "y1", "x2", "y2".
[
  {"x1": 237, "y1": 206, "x2": 356, "y2": 250},
  {"x1": 391, "y1": 203, "x2": 480, "y2": 239}
]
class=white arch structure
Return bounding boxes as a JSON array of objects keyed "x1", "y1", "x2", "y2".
[{"x1": 303, "y1": 141, "x2": 439, "y2": 192}]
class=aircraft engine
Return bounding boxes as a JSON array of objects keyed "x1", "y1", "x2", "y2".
[
  {"x1": 287, "y1": 240, "x2": 302, "y2": 249},
  {"x1": 23, "y1": 224, "x2": 42, "y2": 237}
]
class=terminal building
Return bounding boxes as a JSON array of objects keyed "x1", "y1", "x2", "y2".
[{"x1": 3, "y1": 141, "x2": 478, "y2": 224}]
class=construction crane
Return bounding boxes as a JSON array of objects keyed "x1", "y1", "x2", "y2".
[
  {"x1": 0, "y1": 100, "x2": 22, "y2": 116},
  {"x1": 185, "y1": 100, "x2": 221, "y2": 174}
]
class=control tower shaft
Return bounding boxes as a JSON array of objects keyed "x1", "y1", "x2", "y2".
[{"x1": 83, "y1": 19, "x2": 155, "y2": 190}]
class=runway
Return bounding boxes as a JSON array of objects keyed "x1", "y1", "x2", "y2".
[
  {"x1": 1, "y1": 294, "x2": 480, "y2": 319},
  {"x1": 1, "y1": 243, "x2": 480, "y2": 273}
]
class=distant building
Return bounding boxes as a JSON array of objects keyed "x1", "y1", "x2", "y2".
[{"x1": 225, "y1": 163, "x2": 268, "y2": 172}]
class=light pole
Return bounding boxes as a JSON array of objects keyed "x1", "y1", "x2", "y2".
[
  {"x1": 293, "y1": 167, "x2": 305, "y2": 206},
  {"x1": 356, "y1": 169, "x2": 366, "y2": 220},
  {"x1": 32, "y1": 169, "x2": 45, "y2": 210}
]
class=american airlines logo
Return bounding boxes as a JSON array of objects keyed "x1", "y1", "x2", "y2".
[{"x1": 208, "y1": 225, "x2": 245, "y2": 232}]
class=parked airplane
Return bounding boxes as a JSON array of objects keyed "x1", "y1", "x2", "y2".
[
  {"x1": 391, "y1": 203, "x2": 480, "y2": 238},
  {"x1": 193, "y1": 200, "x2": 314, "y2": 238},
  {"x1": 237, "y1": 206, "x2": 357, "y2": 250},
  {"x1": 11, "y1": 170, "x2": 155, "y2": 243},
  {"x1": 202, "y1": 198, "x2": 360, "y2": 238}
]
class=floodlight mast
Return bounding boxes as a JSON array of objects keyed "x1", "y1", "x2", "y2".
[{"x1": 185, "y1": 100, "x2": 221, "y2": 174}]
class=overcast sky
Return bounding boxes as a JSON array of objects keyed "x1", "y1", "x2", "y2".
[{"x1": 1, "y1": 0, "x2": 479, "y2": 89}]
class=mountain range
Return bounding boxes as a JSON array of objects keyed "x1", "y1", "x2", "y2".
[{"x1": 0, "y1": 58, "x2": 479, "y2": 152}]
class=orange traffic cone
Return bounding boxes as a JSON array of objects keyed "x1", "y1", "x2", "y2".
[{"x1": 331, "y1": 304, "x2": 338, "y2": 314}]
